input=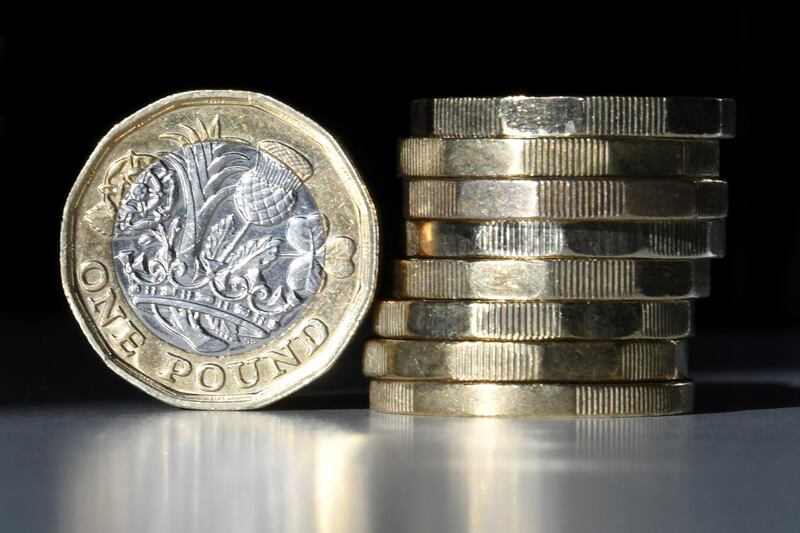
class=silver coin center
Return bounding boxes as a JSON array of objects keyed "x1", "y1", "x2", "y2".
[{"x1": 112, "y1": 141, "x2": 324, "y2": 356}]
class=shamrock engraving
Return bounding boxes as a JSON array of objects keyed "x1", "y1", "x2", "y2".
[{"x1": 285, "y1": 213, "x2": 356, "y2": 293}]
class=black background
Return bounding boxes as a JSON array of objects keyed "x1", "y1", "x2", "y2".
[{"x1": 1, "y1": 4, "x2": 795, "y2": 405}]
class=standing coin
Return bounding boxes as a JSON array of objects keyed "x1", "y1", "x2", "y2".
[
  {"x1": 61, "y1": 90, "x2": 378, "y2": 409},
  {"x1": 394, "y1": 258, "x2": 710, "y2": 300},
  {"x1": 405, "y1": 219, "x2": 725, "y2": 259},
  {"x1": 370, "y1": 380, "x2": 694, "y2": 417},
  {"x1": 374, "y1": 300, "x2": 693, "y2": 340},
  {"x1": 405, "y1": 178, "x2": 727, "y2": 220},
  {"x1": 410, "y1": 96, "x2": 735, "y2": 138},
  {"x1": 399, "y1": 138, "x2": 719, "y2": 177}
]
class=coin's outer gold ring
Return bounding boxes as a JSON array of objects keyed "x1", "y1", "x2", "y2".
[
  {"x1": 410, "y1": 96, "x2": 735, "y2": 138},
  {"x1": 404, "y1": 178, "x2": 727, "y2": 220},
  {"x1": 399, "y1": 138, "x2": 719, "y2": 177},
  {"x1": 394, "y1": 259, "x2": 710, "y2": 301},
  {"x1": 363, "y1": 339, "x2": 688, "y2": 381},
  {"x1": 405, "y1": 219, "x2": 726, "y2": 259},
  {"x1": 373, "y1": 300, "x2": 693, "y2": 341},
  {"x1": 61, "y1": 90, "x2": 379, "y2": 410},
  {"x1": 369, "y1": 380, "x2": 694, "y2": 417}
]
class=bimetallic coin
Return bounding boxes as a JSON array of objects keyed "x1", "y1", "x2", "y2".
[
  {"x1": 406, "y1": 219, "x2": 725, "y2": 259},
  {"x1": 394, "y1": 259, "x2": 710, "y2": 300},
  {"x1": 405, "y1": 178, "x2": 727, "y2": 220},
  {"x1": 61, "y1": 90, "x2": 378, "y2": 410},
  {"x1": 363, "y1": 339, "x2": 688, "y2": 382},
  {"x1": 369, "y1": 380, "x2": 694, "y2": 417},
  {"x1": 399, "y1": 138, "x2": 719, "y2": 177},
  {"x1": 410, "y1": 96, "x2": 735, "y2": 138},
  {"x1": 374, "y1": 300, "x2": 692, "y2": 341}
]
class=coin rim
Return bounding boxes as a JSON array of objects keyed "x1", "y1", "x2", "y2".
[
  {"x1": 403, "y1": 177, "x2": 728, "y2": 220},
  {"x1": 393, "y1": 258, "x2": 711, "y2": 300},
  {"x1": 410, "y1": 96, "x2": 735, "y2": 138},
  {"x1": 363, "y1": 339, "x2": 689, "y2": 381},
  {"x1": 404, "y1": 219, "x2": 726, "y2": 259},
  {"x1": 398, "y1": 138, "x2": 720, "y2": 178},
  {"x1": 373, "y1": 300, "x2": 694, "y2": 341},
  {"x1": 369, "y1": 379, "x2": 695, "y2": 417}
]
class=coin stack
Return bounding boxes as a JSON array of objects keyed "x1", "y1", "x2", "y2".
[{"x1": 365, "y1": 96, "x2": 735, "y2": 417}]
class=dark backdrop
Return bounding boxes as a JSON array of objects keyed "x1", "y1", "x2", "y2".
[{"x1": 1, "y1": 4, "x2": 793, "y2": 404}]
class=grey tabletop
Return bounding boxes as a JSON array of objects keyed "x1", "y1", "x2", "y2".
[{"x1": 2, "y1": 389, "x2": 800, "y2": 533}]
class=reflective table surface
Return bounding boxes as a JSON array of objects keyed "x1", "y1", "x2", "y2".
[{"x1": 3, "y1": 397, "x2": 800, "y2": 533}]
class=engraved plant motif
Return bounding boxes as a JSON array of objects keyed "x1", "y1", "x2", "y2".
[
  {"x1": 117, "y1": 164, "x2": 176, "y2": 231},
  {"x1": 112, "y1": 117, "x2": 340, "y2": 355},
  {"x1": 84, "y1": 151, "x2": 158, "y2": 236},
  {"x1": 285, "y1": 214, "x2": 357, "y2": 293}
]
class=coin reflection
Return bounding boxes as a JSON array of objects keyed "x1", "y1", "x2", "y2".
[{"x1": 54, "y1": 407, "x2": 693, "y2": 533}]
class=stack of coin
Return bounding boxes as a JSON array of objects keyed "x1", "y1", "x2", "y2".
[{"x1": 365, "y1": 96, "x2": 735, "y2": 417}]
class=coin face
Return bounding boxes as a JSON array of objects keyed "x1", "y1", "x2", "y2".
[{"x1": 61, "y1": 91, "x2": 378, "y2": 409}]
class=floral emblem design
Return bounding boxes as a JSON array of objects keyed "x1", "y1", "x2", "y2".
[
  {"x1": 117, "y1": 165, "x2": 176, "y2": 231},
  {"x1": 111, "y1": 118, "x2": 355, "y2": 355}
]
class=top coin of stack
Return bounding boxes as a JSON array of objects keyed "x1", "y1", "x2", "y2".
[{"x1": 366, "y1": 96, "x2": 734, "y2": 418}]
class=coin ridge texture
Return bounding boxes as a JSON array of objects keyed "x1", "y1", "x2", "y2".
[
  {"x1": 405, "y1": 219, "x2": 726, "y2": 259},
  {"x1": 61, "y1": 90, "x2": 379, "y2": 410},
  {"x1": 373, "y1": 300, "x2": 692, "y2": 340},
  {"x1": 369, "y1": 380, "x2": 694, "y2": 417},
  {"x1": 410, "y1": 96, "x2": 735, "y2": 138},
  {"x1": 363, "y1": 339, "x2": 688, "y2": 381},
  {"x1": 394, "y1": 258, "x2": 710, "y2": 300},
  {"x1": 399, "y1": 138, "x2": 719, "y2": 177},
  {"x1": 405, "y1": 178, "x2": 727, "y2": 220}
]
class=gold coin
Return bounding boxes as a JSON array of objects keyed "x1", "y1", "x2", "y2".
[
  {"x1": 61, "y1": 90, "x2": 378, "y2": 410},
  {"x1": 369, "y1": 380, "x2": 694, "y2": 417},
  {"x1": 363, "y1": 339, "x2": 688, "y2": 381},
  {"x1": 394, "y1": 259, "x2": 710, "y2": 300},
  {"x1": 399, "y1": 138, "x2": 719, "y2": 177},
  {"x1": 374, "y1": 300, "x2": 692, "y2": 341},
  {"x1": 405, "y1": 219, "x2": 725, "y2": 259},
  {"x1": 410, "y1": 96, "x2": 735, "y2": 138},
  {"x1": 405, "y1": 178, "x2": 727, "y2": 220}
]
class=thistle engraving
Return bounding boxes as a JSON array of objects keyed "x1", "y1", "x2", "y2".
[{"x1": 111, "y1": 117, "x2": 352, "y2": 356}]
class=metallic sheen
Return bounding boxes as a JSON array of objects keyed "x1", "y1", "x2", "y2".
[
  {"x1": 61, "y1": 90, "x2": 379, "y2": 410},
  {"x1": 112, "y1": 141, "x2": 323, "y2": 355},
  {"x1": 373, "y1": 300, "x2": 693, "y2": 341},
  {"x1": 410, "y1": 96, "x2": 735, "y2": 138},
  {"x1": 405, "y1": 178, "x2": 727, "y2": 220},
  {"x1": 363, "y1": 339, "x2": 688, "y2": 381},
  {"x1": 405, "y1": 219, "x2": 725, "y2": 259},
  {"x1": 395, "y1": 258, "x2": 710, "y2": 300},
  {"x1": 369, "y1": 380, "x2": 695, "y2": 417},
  {"x1": 399, "y1": 138, "x2": 719, "y2": 177}
]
